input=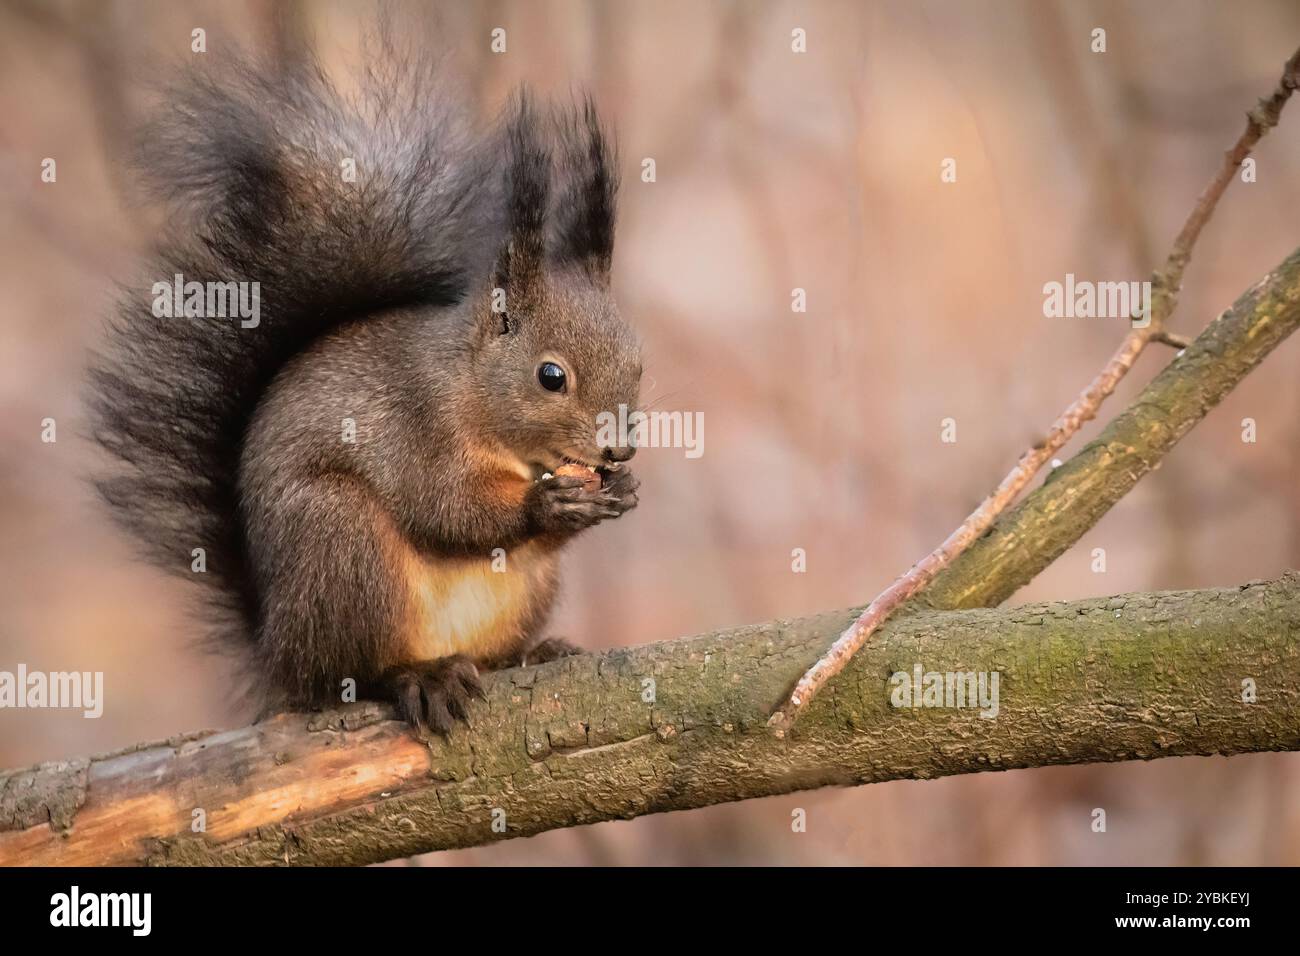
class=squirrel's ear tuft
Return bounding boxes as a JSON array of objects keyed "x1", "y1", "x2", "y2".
[
  {"x1": 552, "y1": 94, "x2": 619, "y2": 277},
  {"x1": 491, "y1": 88, "x2": 618, "y2": 295},
  {"x1": 498, "y1": 91, "x2": 549, "y2": 289}
]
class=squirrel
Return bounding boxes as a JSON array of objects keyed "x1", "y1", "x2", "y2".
[{"x1": 88, "y1": 44, "x2": 641, "y2": 734}]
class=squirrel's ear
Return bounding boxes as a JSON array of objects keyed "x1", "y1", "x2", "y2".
[
  {"x1": 552, "y1": 95, "x2": 618, "y2": 280},
  {"x1": 481, "y1": 91, "x2": 549, "y2": 342},
  {"x1": 499, "y1": 92, "x2": 548, "y2": 291}
]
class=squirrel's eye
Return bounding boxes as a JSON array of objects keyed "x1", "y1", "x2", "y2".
[{"x1": 538, "y1": 362, "x2": 567, "y2": 393}]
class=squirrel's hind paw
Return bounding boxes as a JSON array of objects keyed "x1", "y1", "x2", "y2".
[
  {"x1": 381, "y1": 655, "x2": 485, "y2": 735},
  {"x1": 520, "y1": 636, "x2": 583, "y2": 666}
]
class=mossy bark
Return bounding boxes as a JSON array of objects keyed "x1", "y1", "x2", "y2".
[{"x1": 3, "y1": 575, "x2": 1297, "y2": 866}]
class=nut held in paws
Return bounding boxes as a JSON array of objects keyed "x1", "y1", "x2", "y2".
[{"x1": 555, "y1": 463, "x2": 602, "y2": 492}]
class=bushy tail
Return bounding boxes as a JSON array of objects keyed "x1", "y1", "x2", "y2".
[{"x1": 88, "y1": 41, "x2": 502, "y2": 650}]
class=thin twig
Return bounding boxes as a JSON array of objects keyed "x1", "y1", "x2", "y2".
[{"x1": 769, "y1": 46, "x2": 1300, "y2": 733}]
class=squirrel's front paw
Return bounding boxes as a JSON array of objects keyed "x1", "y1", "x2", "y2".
[
  {"x1": 526, "y1": 467, "x2": 638, "y2": 535},
  {"x1": 600, "y1": 463, "x2": 639, "y2": 511},
  {"x1": 381, "y1": 655, "x2": 485, "y2": 735}
]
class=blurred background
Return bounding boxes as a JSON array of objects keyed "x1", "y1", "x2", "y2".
[{"x1": 1, "y1": 0, "x2": 1298, "y2": 865}]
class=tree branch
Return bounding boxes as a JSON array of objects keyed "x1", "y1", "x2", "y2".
[
  {"x1": 923, "y1": 244, "x2": 1300, "y2": 611},
  {"x1": 2, "y1": 574, "x2": 1298, "y2": 866},
  {"x1": 769, "y1": 47, "x2": 1300, "y2": 729},
  {"x1": 773, "y1": 242, "x2": 1300, "y2": 728}
]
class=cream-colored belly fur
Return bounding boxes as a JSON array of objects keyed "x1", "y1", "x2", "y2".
[{"x1": 401, "y1": 540, "x2": 555, "y2": 661}]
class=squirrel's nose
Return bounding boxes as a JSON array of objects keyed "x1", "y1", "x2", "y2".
[{"x1": 602, "y1": 444, "x2": 636, "y2": 463}]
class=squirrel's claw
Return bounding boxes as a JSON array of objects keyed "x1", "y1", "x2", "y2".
[{"x1": 382, "y1": 655, "x2": 484, "y2": 736}]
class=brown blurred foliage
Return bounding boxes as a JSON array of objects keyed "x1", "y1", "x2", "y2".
[{"x1": 1, "y1": 0, "x2": 1298, "y2": 865}]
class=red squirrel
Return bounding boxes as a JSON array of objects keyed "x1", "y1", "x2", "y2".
[{"x1": 89, "y1": 43, "x2": 641, "y2": 733}]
